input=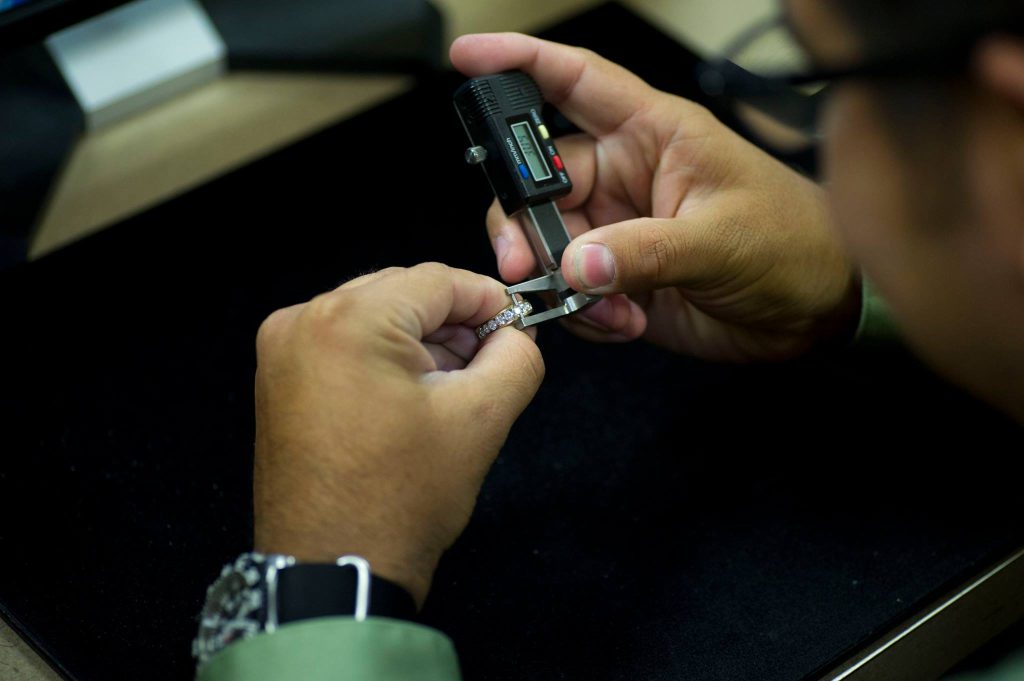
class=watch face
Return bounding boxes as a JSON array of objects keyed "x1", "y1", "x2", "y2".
[{"x1": 193, "y1": 553, "x2": 282, "y2": 668}]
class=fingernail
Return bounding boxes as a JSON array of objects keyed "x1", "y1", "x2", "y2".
[
  {"x1": 574, "y1": 243, "x2": 616, "y2": 290},
  {"x1": 495, "y1": 234, "x2": 510, "y2": 271}
]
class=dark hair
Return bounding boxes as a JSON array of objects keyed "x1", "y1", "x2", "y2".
[{"x1": 833, "y1": 0, "x2": 1024, "y2": 63}]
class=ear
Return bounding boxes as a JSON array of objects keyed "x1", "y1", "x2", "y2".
[
  {"x1": 974, "y1": 37, "x2": 1024, "y2": 280},
  {"x1": 975, "y1": 37, "x2": 1024, "y2": 113}
]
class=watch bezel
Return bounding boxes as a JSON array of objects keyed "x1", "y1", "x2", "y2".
[{"x1": 194, "y1": 552, "x2": 294, "y2": 668}]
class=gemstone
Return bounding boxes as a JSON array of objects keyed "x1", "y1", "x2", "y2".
[{"x1": 488, "y1": 320, "x2": 498, "y2": 331}]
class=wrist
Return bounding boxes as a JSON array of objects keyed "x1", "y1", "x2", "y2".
[
  {"x1": 194, "y1": 551, "x2": 420, "y2": 670},
  {"x1": 254, "y1": 526, "x2": 437, "y2": 608}
]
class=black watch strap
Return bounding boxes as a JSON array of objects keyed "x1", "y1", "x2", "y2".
[{"x1": 275, "y1": 563, "x2": 416, "y2": 624}]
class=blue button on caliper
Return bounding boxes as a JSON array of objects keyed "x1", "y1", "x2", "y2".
[{"x1": 518, "y1": 164, "x2": 529, "y2": 179}]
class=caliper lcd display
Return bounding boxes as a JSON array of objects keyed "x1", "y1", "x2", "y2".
[{"x1": 511, "y1": 121, "x2": 552, "y2": 182}]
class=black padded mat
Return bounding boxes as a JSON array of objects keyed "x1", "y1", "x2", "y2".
[{"x1": 1, "y1": 4, "x2": 1022, "y2": 681}]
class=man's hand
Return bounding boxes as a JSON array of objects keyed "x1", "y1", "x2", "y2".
[
  {"x1": 451, "y1": 33, "x2": 861, "y2": 361},
  {"x1": 253, "y1": 263, "x2": 544, "y2": 607}
]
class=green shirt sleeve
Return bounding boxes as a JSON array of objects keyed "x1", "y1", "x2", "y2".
[
  {"x1": 852, "y1": 277, "x2": 901, "y2": 347},
  {"x1": 197, "y1": 617, "x2": 462, "y2": 681},
  {"x1": 943, "y1": 651, "x2": 1024, "y2": 681}
]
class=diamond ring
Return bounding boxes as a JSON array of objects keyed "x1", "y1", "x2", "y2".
[{"x1": 476, "y1": 296, "x2": 533, "y2": 340}]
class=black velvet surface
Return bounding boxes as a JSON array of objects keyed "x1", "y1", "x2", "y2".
[{"x1": 0, "y1": 4, "x2": 1021, "y2": 681}]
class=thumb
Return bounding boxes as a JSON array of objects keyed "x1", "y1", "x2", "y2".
[
  {"x1": 560, "y1": 217, "x2": 729, "y2": 295},
  {"x1": 430, "y1": 327, "x2": 545, "y2": 435}
]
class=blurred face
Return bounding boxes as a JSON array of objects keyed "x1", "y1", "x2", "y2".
[{"x1": 787, "y1": 0, "x2": 1024, "y2": 420}]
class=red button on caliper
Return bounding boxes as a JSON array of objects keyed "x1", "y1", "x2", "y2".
[{"x1": 552, "y1": 155, "x2": 564, "y2": 170}]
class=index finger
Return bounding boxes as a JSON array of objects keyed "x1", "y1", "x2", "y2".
[
  {"x1": 344, "y1": 263, "x2": 516, "y2": 340},
  {"x1": 449, "y1": 32, "x2": 654, "y2": 137}
]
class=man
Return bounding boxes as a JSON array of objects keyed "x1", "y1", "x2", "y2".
[{"x1": 192, "y1": 0, "x2": 1024, "y2": 678}]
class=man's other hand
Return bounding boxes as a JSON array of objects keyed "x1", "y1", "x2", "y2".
[
  {"x1": 253, "y1": 263, "x2": 544, "y2": 607},
  {"x1": 451, "y1": 33, "x2": 861, "y2": 361}
]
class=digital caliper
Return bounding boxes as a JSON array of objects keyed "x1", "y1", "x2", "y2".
[{"x1": 454, "y1": 71, "x2": 600, "y2": 333}]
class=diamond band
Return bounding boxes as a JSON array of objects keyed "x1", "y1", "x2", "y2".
[{"x1": 476, "y1": 296, "x2": 533, "y2": 339}]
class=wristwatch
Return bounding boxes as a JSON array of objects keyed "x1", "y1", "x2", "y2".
[{"x1": 192, "y1": 552, "x2": 416, "y2": 669}]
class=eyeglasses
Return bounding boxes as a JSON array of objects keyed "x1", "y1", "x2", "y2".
[{"x1": 696, "y1": 15, "x2": 981, "y2": 138}]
